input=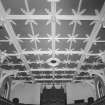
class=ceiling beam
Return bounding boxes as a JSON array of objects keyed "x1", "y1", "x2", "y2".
[
  {"x1": 0, "y1": 1, "x2": 30, "y2": 71},
  {"x1": 0, "y1": 51, "x2": 101, "y2": 56},
  {"x1": 77, "y1": 2, "x2": 105, "y2": 70},
  {"x1": 6, "y1": 15, "x2": 98, "y2": 21},
  {"x1": 2, "y1": 68, "x2": 104, "y2": 73}
]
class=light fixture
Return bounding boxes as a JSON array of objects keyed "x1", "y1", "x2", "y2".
[{"x1": 47, "y1": 58, "x2": 60, "y2": 67}]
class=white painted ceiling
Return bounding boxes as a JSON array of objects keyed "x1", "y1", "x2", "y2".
[{"x1": 0, "y1": 0, "x2": 105, "y2": 83}]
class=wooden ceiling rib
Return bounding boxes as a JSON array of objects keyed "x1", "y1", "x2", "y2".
[
  {"x1": 0, "y1": 1, "x2": 31, "y2": 71},
  {"x1": 77, "y1": 2, "x2": 105, "y2": 70}
]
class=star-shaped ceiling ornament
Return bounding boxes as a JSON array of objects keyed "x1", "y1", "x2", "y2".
[
  {"x1": 48, "y1": 48, "x2": 53, "y2": 55},
  {"x1": 0, "y1": 50, "x2": 8, "y2": 63},
  {"x1": 85, "y1": 51, "x2": 93, "y2": 59},
  {"x1": 21, "y1": 8, "x2": 37, "y2": 25},
  {"x1": 67, "y1": 34, "x2": 78, "y2": 43},
  {"x1": 28, "y1": 33, "x2": 40, "y2": 43},
  {"x1": 0, "y1": 8, "x2": 16, "y2": 26},
  {"x1": 85, "y1": 54, "x2": 90, "y2": 59},
  {"x1": 5, "y1": 36, "x2": 13, "y2": 45},
  {"x1": 63, "y1": 60, "x2": 71, "y2": 64},
  {"x1": 83, "y1": 34, "x2": 90, "y2": 43},
  {"x1": 16, "y1": 54, "x2": 21, "y2": 59},
  {"x1": 36, "y1": 60, "x2": 44, "y2": 64},
  {"x1": 5, "y1": 34, "x2": 23, "y2": 45},
  {"x1": 98, "y1": 50, "x2": 105, "y2": 63},
  {"x1": 16, "y1": 34, "x2": 24, "y2": 43},
  {"x1": 45, "y1": 8, "x2": 62, "y2": 25},
  {"x1": 32, "y1": 48, "x2": 42, "y2": 55},
  {"x1": 69, "y1": 20, "x2": 82, "y2": 26},
  {"x1": 69, "y1": 9, "x2": 86, "y2": 26},
  {"x1": 13, "y1": 50, "x2": 23, "y2": 60},
  {"x1": 65, "y1": 48, "x2": 75, "y2": 55},
  {"x1": 48, "y1": 48, "x2": 59, "y2": 55},
  {"x1": 83, "y1": 35, "x2": 100, "y2": 45},
  {"x1": 47, "y1": 34, "x2": 61, "y2": 42},
  {"x1": 7, "y1": 9, "x2": 16, "y2": 25},
  {"x1": 93, "y1": 36, "x2": 100, "y2": 45},
  {"x1": 89, "y1": 9, "x2": 99, "y2": 26}
]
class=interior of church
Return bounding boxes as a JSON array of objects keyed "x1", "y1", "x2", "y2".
[{"x1": 0, "y1": 0, "x2": 105, "y2": 105}]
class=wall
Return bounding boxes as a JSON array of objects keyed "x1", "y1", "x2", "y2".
[
  {"x1": 66, "y1": 82, "x2": 96, "y2": 104},
  {"x1": 10, "y1": 82, "x2": 96, "y2": 104},
  {"x1": 10, "y1": 83, "x2": 40, "y2": 104}
]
